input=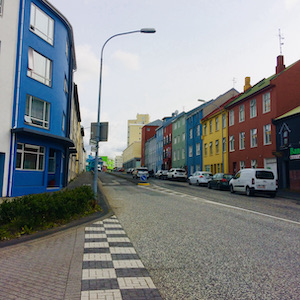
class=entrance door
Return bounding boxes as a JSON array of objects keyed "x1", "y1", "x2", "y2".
[
  {"x1": 0, "y1": 153, "x2": 5, "y2": 197},
  {"x1": 47, "y1": 149, "x2": 61, "y2": 187}
]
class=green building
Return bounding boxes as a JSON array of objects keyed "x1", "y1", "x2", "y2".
[{"x1": 172, "y1": 112, "x2": 186, "y2": 169}]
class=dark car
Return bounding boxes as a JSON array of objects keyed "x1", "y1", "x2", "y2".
[{"x1": 208, "y1": 173, "x2": 233, "y2": 190}]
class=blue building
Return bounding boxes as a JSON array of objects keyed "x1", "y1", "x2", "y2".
[
  {"x1": 0, "y1": 0, "x2": 76, "y2": 196},
  {"x1": 155, "y1": 126, "x2": 164, "y2": 172}
]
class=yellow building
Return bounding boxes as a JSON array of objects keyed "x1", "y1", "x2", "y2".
[
  {"x1": 122, "y1": 141, "x2": 141, "y2": 169},
  {"x1": 127, "y1": 114, "x2": 149, "y2": 146},
  {"x1": 201, "y1": 108, "x2": 229, "y2": 174}
]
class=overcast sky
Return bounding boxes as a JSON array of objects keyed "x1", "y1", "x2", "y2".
[{"x1": 49, "y1": 0, "x2": 300, "y2": 159}]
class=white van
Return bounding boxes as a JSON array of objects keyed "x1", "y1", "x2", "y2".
[{"x1": 229, "y1": 168, "x2": 278, "y2": 197}]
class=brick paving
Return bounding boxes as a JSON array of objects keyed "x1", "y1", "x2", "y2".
[{"x1": 81, "y1": 215, "x2": 162, "y2": 300}]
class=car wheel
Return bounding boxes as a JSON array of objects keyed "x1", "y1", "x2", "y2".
[
  {"x1": 230, "y1": 185, "x2": 235, "y2": 193},
  {"x1": 188, "y1": 179, "x2": 192, "y2": 185},
  {"x1": 208, "y1": 182, "x2": 211, "y2": 189},
  {"x1": 246, "y1": 186, "x2": 253, "y2": 196},
  {"x1": 217, "y1": 183, "x2": 221, "y2": 190}
]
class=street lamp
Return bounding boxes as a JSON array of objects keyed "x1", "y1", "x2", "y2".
[
  {"x1": 93, "y1": 28, "x2": 156, "y2": 197},
  {"x1": 198, "y1": 99, "x2": 225, "y2": 173}
]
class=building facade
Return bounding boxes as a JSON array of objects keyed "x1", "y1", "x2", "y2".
[
  {"x1": 226, "y1": 56, "x2": 300, "y2": 176},
  {"x1": 0, "y1": 0, "x2": 77, "y2": 196},
  {"x1": 127, "y1": 114, "x2": 149, "y2": 146},
  {"x1": 273, "y1": 106, "x2": 300, "y2": 192},
  {"x1": 172, "y1": 112, "x2": 186, "y2": 169}
]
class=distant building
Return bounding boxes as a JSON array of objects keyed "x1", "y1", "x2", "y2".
[
  {"x1": 127, "y1": 114, "x2": 149, "y2": 146},
  {"x1": 115, "y1": 156, "x2": 123, "y2": 169}
]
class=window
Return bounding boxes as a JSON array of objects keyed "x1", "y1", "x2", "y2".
[
  {"x1": 229, "y1": 109, "x2": 234, "y2": 126},
  {"x1": 64, "y1": 77, "x2": 68, "y2": 93},
  {"x1": 264, "y1": 124, "x2": 272, "y2": 145},
  {"x1": 215, "y1": 140, "x2": 219, "y2": 154},
  {"x1": 0, "y1": 0, "x2": 3, "y2": 16},
  {"x1": 263, "y1": 92, "x2": 271, "y2": 113},
  {"x1": 222, "y1": 137, "x2": 226, "y2": 153},
  {"x1": 205, "y1": 144, "x2": 208, "y2": 156},
  {"x1": 182, "y1": 149, "x2": 185, "y2": 159},
  {"x1": 209, "y1": 120, "x2": 213, "y2": 133},
  {"x1": 215, "y1": 117, "x2": 219, "y2": 131},
  {"x1": 174, "y1": 137, "x2": 177, "y2": 144},
  {"x1": 62, "y1": 112, "x2": 65, "y2": 132},
  {"x1": 204, "y1": 123, "x2": 207, "y2": 135},
  {"x1": 239, "y1": 132, "x2": 245, "y2": 150},
  {"x1": 182, "y1": 132, "x2": 185, "y2": 141},
  {"x1": 222, "y1": 114, "x2": 226, "y2": 129},
  {"x1": 177, "y1": 135, "x2": 180, "y2": 143},
  {"x1": 173, "y1": 151, "x2": 176, "y2": 161},
  {"x1": 189, "y1": 146, "x2": 193, "y2": 157},
  {"x1": 27, "y1": 48, "x2": 52, "y2": 86},
  {"x1": 251, "y1": 160, "x2": 257, "y2": 168},
  {"x1": 240, "y1": 161, "x2": 245, "y2": 170},
  {"x1": 169, "y1": 133, "x2": 171, "y2": 143},
  {"x1": 189, "y1": 128, "x2": 193, "y2": 139},
  {"x1": 239, "y1": 104, "x2": 245, "y2": 122},
  {"x1": 250, "y1": 99, "x2": 257, "y2": 118},
  {"x1": 250, "y1": 128, "x2": 257, "y2": 148},
  {"x1": 30, "y1": 3, "x2": 54, "y2": 45},
  {"x1": 209, "y1": 142, "x2": 213, "y2": 155},
  {"x1": 197, "y1": 125, "x2": 200, "y2": 136},
  {"x1": 282, "y1": 129, "x2": 289, "y2": 147},
  {"x1": 196, "y1": 143, "x2": 200, "y2": 155},
  {"x1": 229, "y1": 135, "x2": 235, "y2": 152},
  {"x1": 177, "y1": 150, "x2": 180, "y2": 161},
  {"x1": 16, "y1": 143, "x2": 45, "y2": 171},
  {"x1": 174, "y1": 122, "x2": 177, "y2": 130},
  {"x1": 25, "y1": 95, "x2": 50, "y2": 129}
]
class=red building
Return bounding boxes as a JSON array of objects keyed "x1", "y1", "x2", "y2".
[
  {"x1": 163, "y1": 122, "x2": 173, "y2": 170},
  {"x1": 225, "y1": 55, "x2": 300, "y2": 175},
  {"x1": 141, "y1": 120, "x2": 162, "y2": 167}
]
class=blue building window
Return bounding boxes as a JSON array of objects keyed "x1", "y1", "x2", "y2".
[
  {"x1": 16, "y1": 143, "x2": 45, "y2": 171},
  {"x1": 30, "y1": 3, "x2": 54, "y2": 45},
  {"x1": 25, "y1": 95, "x2": 50, "y2": 129}
]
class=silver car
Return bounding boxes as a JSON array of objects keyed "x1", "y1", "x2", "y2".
[
  {"x1": 188, "y1": 171, "x2": 213, "y2": 186},
  {"x1": 167, "y1": 168, "x2": 187, "y2": 181},
  {"x1": 132, "y1": 167, "x2": 149, "y2": 179}
]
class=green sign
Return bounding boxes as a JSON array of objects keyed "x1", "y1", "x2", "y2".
[{"x1": 290, "y1": 147, "x2": 300, "y2": 160}]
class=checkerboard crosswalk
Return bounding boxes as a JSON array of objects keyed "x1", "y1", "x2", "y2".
[{"x1": 81, "y1": 215, "x2": 162, "y2": 300}]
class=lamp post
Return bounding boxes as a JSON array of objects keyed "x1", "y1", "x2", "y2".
[
  {"x1": 198, "y1": 99, "x2": 225, "y2": 173},
  {"x1": 93, "y1": 28, "x2": 156, "y2": 197}
]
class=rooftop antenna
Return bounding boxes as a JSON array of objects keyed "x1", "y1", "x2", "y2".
[
  {"x1": 232, "y1": 77, "x2": 236, "y2": 89},
  {"x1": 278, "y1": 29, "x2": 284, "y2": 55}
]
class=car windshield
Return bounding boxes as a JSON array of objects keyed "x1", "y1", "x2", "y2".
[
  {"x1": 255, "y1": 171, "x2": 274, "y2": 179},
  {"x1": 138, "y1": 168, "x2": 148, "y2": 171},
  {"x1": 176, "y1": 170, "x2": 185, "y2": 173}
]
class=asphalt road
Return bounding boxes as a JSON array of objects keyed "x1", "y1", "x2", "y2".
[{"x1": 101, "y1": 172, "x2": 300, "y2": 300}]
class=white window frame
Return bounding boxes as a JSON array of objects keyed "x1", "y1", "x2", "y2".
[
  {"x1": 182, "y1": 132, "x2": 185, "y2": 141},
  {"x1": 189, "y1": 145, "x2": 193, "y2": 157},
  {"x1": 239, "y1": 132, "x2": 245, "y2": 150},
  {"x1": 25, "y1": 95, "x2": 50, "y2": 129},
  {"x1": 229, "y1": 109, "x2": 234, "y2": 126},
  {"x1": 239, "y1": 104, "x2": 245, "y2": 122},
  {"x1": 204, "y1": 123, "x2": 207, "y2": 135},
  {"x1": 16, "y1": 143, "x2": 45, "y2": 171},
  {"x1": 250, "y1": 128, "x2": 257, "y2": 148},
  {"x1": 182, "y1": 149, "x2": 185, "y2": 159},
  {"x1": 197, "y1": 125, "x2": 200, "y2": 136},
  {"x1": 215, "y1": 117, "x2": 219, "y2": 131},
  {"x1": 27, "y1": 48, "x2": 52, "y2": 86},
  {"x1": 30, "y1": 3, "x2": 54, "y2": 45},
  {"x1": 205, "y1": 143, "x2": 208, "y2": 156},
  {"x1": 209, "y1": 142, "x2": 213, "y2": 155},
  {"x1": 189, "y1": 128, "x2": 193, "y2": 139},
  {"x1": 250, "y1": 99, "x2": 257, "y2": 118},
  {"x1": 196, "y1": 143, "x2": 200, "y2": 156},
  {"x1": 222, "y1": 137, "x2": 226, "y2": 153},
  {"x1": 240, "y1": 161, "x2": 245, "y2": 170},
  {"x1": 209, "y1": 120, "x2": 213, "y2": 133},
  {"x1": 222, "y1": 114, "x2": 226, "y2": 129},
  {"x1": 251, "y1": 160, "x2": 257, "y2": 168},
  {"x1": 229, "y1": 135, "x2": 235, "y2": 152},
  {"x1": 263, "y1": 92, "x2": 271, "y2": 113},
  {"x1": 215, "y1": 140, "x2": 219, "y2": 154},
  {"x1": 264, "y1": 124, "x2": 272, "y2": 145}
]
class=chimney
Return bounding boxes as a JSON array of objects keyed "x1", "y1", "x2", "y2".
[
  {"x1": 276, "y1": 55, "x2": 285, "y2": 74},
  {"x1": 244, "y1": 77, "x2": 251, "y2": 92}
]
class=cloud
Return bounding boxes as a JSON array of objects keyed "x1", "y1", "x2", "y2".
[
  {"x1": 74, "y1": 44, "x2": 99, "y2": 84},
  {"x1": 112, "y1": 50, "x2": 140, "y2": 71},
  {"x1": 284, "y1": 0, "x2": 300, "y2": 9}
]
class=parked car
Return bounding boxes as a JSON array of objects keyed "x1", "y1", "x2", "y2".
[
  {"x1": 155, "y1": 169, "x2": 168, "y2": 179},
  {"x1": 208, "y1": 173, "x2": 233, "y2": 190},
  {"x1": 188, "y1": 171, "x2": 213, "y2": 186},
  {"x1": 229, "y1": 168, "x2": 278, "y2": 197},
  {"x1": 167, "y1": 168, "x2": 187, "y2": 181},
  {"x1": 126, "y1": 168, "x2": 134, "y2": 174},
  {"x1": 132, "y1": 167, "x2": 149, "y2": 179}
]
